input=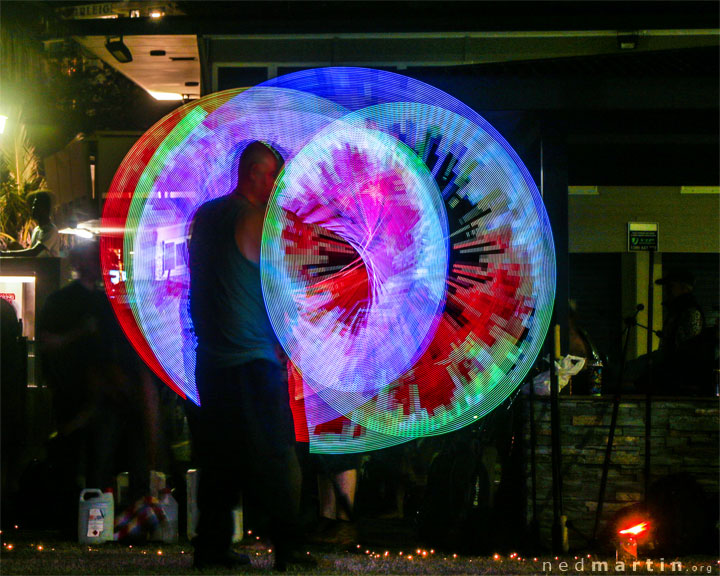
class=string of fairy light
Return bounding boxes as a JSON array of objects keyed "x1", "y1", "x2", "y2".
[{"x1": 4, "y1": 525, "x2": 719, "y2": 574}]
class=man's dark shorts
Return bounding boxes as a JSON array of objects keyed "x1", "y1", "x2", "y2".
[{"x1": 189, "y1": 357, "x2": 296, "y2": 471}]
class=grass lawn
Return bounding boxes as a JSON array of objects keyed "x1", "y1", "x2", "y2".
[{"x1": 2, "y1": 530, "x2": 718, "y2": 576}]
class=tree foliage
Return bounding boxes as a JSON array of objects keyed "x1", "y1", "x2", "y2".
[{"x1": 0, "y1": 109, "x2": 46, "y2": 248}]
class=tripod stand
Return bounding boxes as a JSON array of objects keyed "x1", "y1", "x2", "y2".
[{"x1": 591, "y1": 305, "x2": 652, "y2": 543}]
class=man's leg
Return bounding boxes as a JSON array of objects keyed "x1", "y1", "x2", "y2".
[
  {"x1": 240, "y1": 361, "x2": 313, "y2": 569},
  {"x1": 189, "y1": 360, "x2": 249, "y2": 567},
  {"x1": 194, "y1": 466, "x2": 241, "y2": 555}
]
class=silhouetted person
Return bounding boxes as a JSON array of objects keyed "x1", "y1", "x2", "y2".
[
  {"x1": 654, "y1": 269, "x2": 710, "y2": 395},
  {"x1": 1, "y1": 191, "x2": 60, "y2": 257},
  {"x1": 38, "y1": 241, "x2": 159, "y2": 536},
  {"x1": 188, "y1": 141, "x2": 314, "y2": 571},
  {"x1": 1, "y1": 297, "x2": 26, "y2": 526}
]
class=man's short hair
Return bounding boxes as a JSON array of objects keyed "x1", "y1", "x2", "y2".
[
  {"x1": 29, "y1": 191, "x2": 52, "y2": 212},
  {"x1": 237, "y1": 141, "x2": 284, "y2": 179}
]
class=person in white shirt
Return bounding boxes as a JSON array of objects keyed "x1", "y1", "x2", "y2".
[{"x1": 1, "y1": 192, "x2": 60, "y2": 257}]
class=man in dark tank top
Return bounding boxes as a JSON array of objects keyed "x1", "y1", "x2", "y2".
[{"x1": 188, "y1": 141, "x2": 314, "y2": 571}]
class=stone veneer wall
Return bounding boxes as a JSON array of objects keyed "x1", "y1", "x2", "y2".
[{"x1": 522, "y1": 396, "x2": 719, "y2": 548}]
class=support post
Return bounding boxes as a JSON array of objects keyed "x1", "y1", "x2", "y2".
[
  {"x1": 540, "y1": 116, "x2": 569, "y2": 554},
  {"x1": 644, "y1": 250, "x2": 655, "y2": 503}
]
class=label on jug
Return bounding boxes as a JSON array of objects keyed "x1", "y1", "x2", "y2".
[{"x1": 87, "y1": 508, "x2": 105, "y2": 537}]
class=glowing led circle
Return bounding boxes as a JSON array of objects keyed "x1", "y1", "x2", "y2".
[
  {"x1": 262, "y1": 122, "x2": 449, "y2": 414},
  {"x1": 100, "y1": 67, "x2": 556, "y2": 454},
  {"x1": 117, "y1": 87, "x2": 349, "y2": 405},
  {"x1": 313, "y1": 102, "x2": 555, "y2": 439}
]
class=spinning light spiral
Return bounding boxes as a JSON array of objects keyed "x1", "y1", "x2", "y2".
[{"x1": 101, "y1": 67, "x2": 555, "y2": 453}]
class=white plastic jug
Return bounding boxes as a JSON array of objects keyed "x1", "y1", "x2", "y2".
[
  {"x1": 78, "y1": 488, "x2": 114, "y2": 543},
  {"x1": 158, "y1": 488, "x2": 179, "y2": 543},
  {"x1": 150, "y1": 470, "x2": 166, "y2": 498}
]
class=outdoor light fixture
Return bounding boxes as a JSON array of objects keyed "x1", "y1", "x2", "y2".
[
  {"x1": 59, "y1": 227, "x2": 94, "y2": 239},
  {"x1": 617, "y1": 31, "x2": 639, "y2": 50},
  {"x1": 105, "y1": 36, "x2": 132, "y2": 63},
  {"x1": 148, "y1": 90, "x2": 183, "y2": 101},
  {"x1": 149, "y1": 9, "x2": 164, "y2": 18},
  {"x1": 0, "y1": 115, "x2": 7, "y2": 134}
]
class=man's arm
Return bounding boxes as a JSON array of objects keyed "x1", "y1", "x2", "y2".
[
  {"x1": 1, "y1": 225, "x2": 58, "y2": 257},
  {"x1": 0, "y1": 243, "x2": 48, "y2": 257},
  {"x1": 676, "y1": 308, "x2": 703, "y2": 345}
]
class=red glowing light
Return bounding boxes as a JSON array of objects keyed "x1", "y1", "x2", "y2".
[{"x1": 619, "y1": 521, "x2": 649, "y2": 536}]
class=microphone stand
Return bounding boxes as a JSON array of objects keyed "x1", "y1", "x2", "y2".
[{"x1": 591, "y1": 305, "x2": 643, "y2": 544}]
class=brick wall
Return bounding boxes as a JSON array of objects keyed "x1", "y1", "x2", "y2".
[{"x1": 522, "y1": 396, "x2": 719, "y2": 547}]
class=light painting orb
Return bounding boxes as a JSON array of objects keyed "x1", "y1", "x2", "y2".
[{"x1": 100, "y1": 67, "x2": 555, "y2": 454}]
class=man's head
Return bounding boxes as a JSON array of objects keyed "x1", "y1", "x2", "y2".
[
  {"x1": 656, "y1": 268, "x2": 695, "y2": 300},
  {"x1": 236, "y1": 141, "x2": 284, "y2": 206},
  {"x1": 30, "y1": 191, "x2": 52, "y2": 223}
]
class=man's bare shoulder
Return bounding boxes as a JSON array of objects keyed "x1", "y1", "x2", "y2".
[
  {"x1": 194, "y1": 194, "x2": 235, "y2": 218},
  {"x1": 191, "y1": 194, "x2": 240, "y2": 231}
]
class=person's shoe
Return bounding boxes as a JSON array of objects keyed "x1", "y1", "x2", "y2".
[
  {"x1": 273, "y1": 550, "x2": 318, "y2": 572},
  {"x1": 193, "y1": 549, "x2": 251, "y2": 569}
]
